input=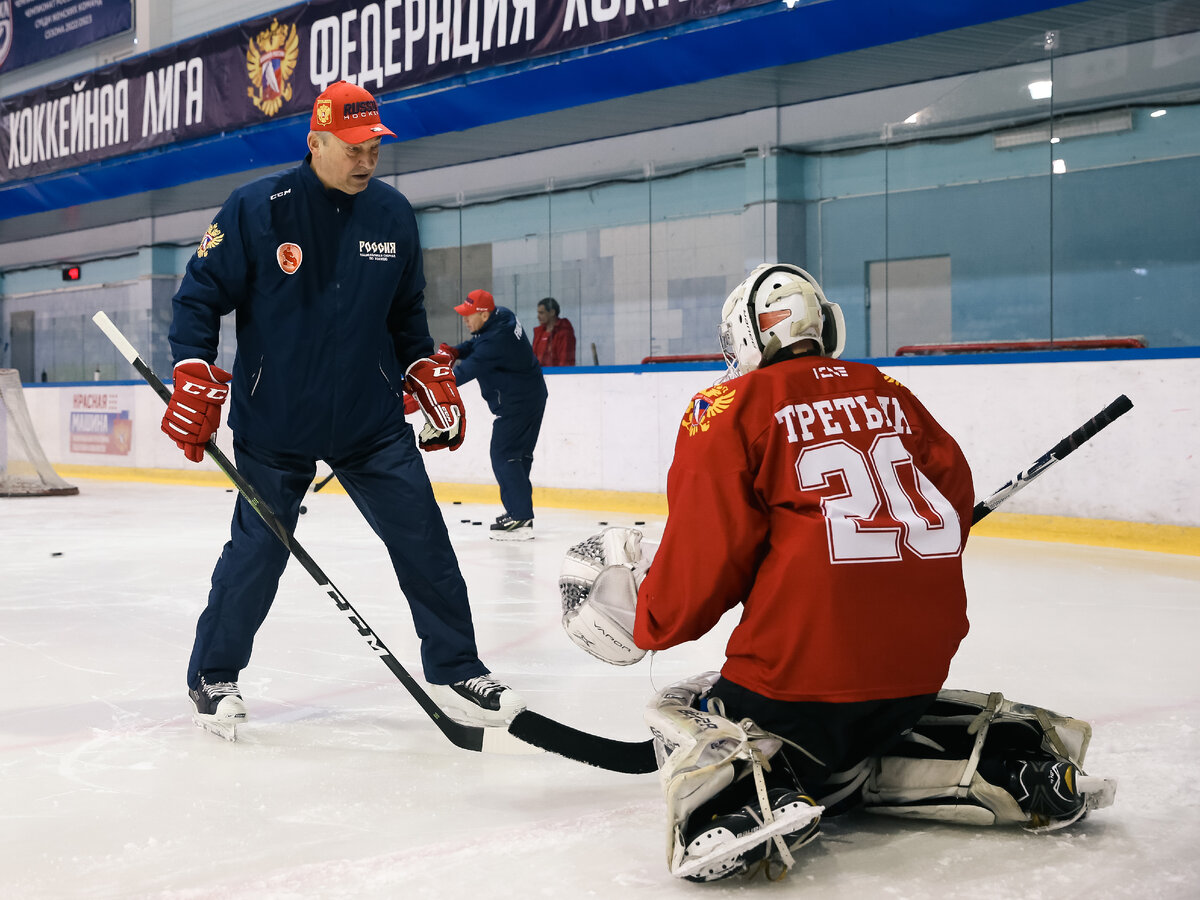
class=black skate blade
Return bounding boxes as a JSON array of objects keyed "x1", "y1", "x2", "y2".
[{"x1": 507, "y1": 710, "x2": 657, "y2": 774}]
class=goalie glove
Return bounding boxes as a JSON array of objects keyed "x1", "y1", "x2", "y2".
[
  {"x1": 161, "y1": 359, "x2": 232, "y2": 463},
  {"x1": 560, "y1": 527, "x2": 656, "y2": 665},
  {"x1": 404, "y1": 356, "x2": 465, "y2": 452}
]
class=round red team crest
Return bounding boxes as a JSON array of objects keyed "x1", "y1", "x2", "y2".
[{"x1": 277, "y1": 243, "x2": 302, "y2": 274}]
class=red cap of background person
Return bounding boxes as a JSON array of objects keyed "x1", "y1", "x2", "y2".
[
  {"x1": 310, "y1": 81, "x2": 397, "y2": 144},
  {"x1": 455, "y1": 289, "x2": 495, "y2": 316}
]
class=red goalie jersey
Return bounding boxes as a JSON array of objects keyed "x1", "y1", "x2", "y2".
[{"x1": 634, "y1": 358, "x2": 975, "y2": 703}]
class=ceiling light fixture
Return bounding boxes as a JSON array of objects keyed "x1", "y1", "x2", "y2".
[{"x1": 1028, "y1": 80, "x2": 1053, "y2": 100}]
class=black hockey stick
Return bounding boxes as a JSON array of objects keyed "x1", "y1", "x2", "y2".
[
  {"x1": 93, "y1": 312, "x2": 540, "y2": 758},
  {"x1": 971, "y1": 394, "x2": 1133, "y2": 525},
  {"x1": 312, "y1": 472, "x2": 337, "y2": 493}
]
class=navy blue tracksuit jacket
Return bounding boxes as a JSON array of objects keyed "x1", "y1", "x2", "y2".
[
  {"x1": 169, "y1": 157, "x2": 487, "y2": 689},
  {"x1": 452, "y1": 306, "x2": 548, "y2": 520}
]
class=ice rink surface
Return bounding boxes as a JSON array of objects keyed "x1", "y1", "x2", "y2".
[{"x1": 2, "y1": 479, "x2": 1199, "y2": 899}]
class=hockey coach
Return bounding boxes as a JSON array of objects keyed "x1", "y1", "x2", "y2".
[{"x1": 160, "y1": 81, "x2": 524, "y2": 741}]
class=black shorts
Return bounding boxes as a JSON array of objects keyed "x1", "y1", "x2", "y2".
[{"x1": 708, "y1": 677, "x2": 937, "y2": 790}]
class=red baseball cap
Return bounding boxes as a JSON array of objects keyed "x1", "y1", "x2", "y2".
[
  {"x1": 455, "y1": 289, "x2": 495, "y2": 316},
  {"x1": 311, "y1": 81, "x2": 397, "y2": 144}
]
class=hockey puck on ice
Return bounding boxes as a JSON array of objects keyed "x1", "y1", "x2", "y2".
[
  {"x1": 472, "y1": 521, "x2": 482, "y2": 525},
  {"x1": 461, "y1": 519, "x2": 471, "y2": 523},
  {"x1": 635, "y1": 521, "x2": 645, "y2": 525},
  {"x1": 299, "y1": 505, "x2": 308, "y2": 515},
  {"x1": 452, "y1": 501, "x2": 462, "y2": 505},
  {"x1": 598, "y1": 521, "x2": 608, "y2": 525},
  {"x1": 51, "y1": 551, "x2": 63, "y2": 557}
]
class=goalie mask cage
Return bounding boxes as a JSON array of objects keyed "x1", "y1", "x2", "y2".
[{"x1": 0, "y1": 369, "x2": 78, "y2": 497}]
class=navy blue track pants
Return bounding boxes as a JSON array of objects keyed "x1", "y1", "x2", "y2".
[
  {"x1": 490, "y1": 405, "x2": 544, "y2": 521},
  {"x1": 187, "y1": 430, "x2": 486, "y2": 690}
]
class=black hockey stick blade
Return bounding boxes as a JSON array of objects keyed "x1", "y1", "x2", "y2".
[
  {"x1": 508, "y1": 710, "x2": 657, "y2": 774},
  {"x1": 92, "y1": 311, "x2": 541, "y2": 758},
  {"x1": 972, "y1": 394, "x2": 1133, "y2": 524},
  {"x1": 312, "y1": 472, "x2": 337, "y2": 493}
]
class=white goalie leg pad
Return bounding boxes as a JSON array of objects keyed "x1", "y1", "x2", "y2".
[
  {"x1": 864, "y1": 757, "x2": 1022, "y2": 826},
  {"x1": 561, "y1": 527, "x2": 653, "y2": 665},
  {"x1": 644, "y1": 673, "x2": 822, "y2": 879},
  {"x1": 861, "y1": 690, "x2": 1113, "y2": 828}
]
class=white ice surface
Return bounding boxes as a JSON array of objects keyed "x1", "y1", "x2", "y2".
[{"x1": 2, "y1": 479, "x2": 1198, "y2": 899}]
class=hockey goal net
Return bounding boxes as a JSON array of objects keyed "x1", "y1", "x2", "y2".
[{"x1": 0, "y1": 369, "x2": 78, "y2": 497}]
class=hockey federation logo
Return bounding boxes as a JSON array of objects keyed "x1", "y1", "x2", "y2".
[
  {"x1": 359, "y1": 240, "x2": 396, "y2": 262},
  {"x1": 196, "y1": 224, "x2": 224, "y2": 258},
  {"x1": 246, "y1": 18, "x2": 299, "y2": 116},
  {"x1": 314, "y1": 98, "x2": 333, "y2": 127},
  {"x1": 277, "y1": 243, "x2": 303, "y2": 274},
  {"x1": 681, "y1": 385, "x2": 736, "y2": 436}
]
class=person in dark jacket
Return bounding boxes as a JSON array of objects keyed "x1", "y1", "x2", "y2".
[
  {"x1": 161, "y1": 81, "x2": 524, "y2": 741},
  {"x1": 442, "y1": 289, "x2": 548, "y2": 540}
]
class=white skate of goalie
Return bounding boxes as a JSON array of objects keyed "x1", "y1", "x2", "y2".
[
  {"x1": 672, "y1": 799, "x2": 823, "y2": 881},
  {"x1": 1027, "y1": 774, "x2": 1117, "y2": 832}
]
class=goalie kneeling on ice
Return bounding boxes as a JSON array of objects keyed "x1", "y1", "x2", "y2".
[{"x1": 560, "y1": 526, "x2": 655, "y2": 665}]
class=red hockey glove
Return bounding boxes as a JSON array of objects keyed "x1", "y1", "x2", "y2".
[
  {"x1": 402, "y1": 391, "x2": 419, "y2": 416},
  {"x1": 437, "y1": 342, "x2": 459, "y2": 362},
  {"x1": 161, "y1": 359, "x2": 232, "y2": 463},
  {"x1": 404, "y1": 356, "x2": 465, "y2": 452}
]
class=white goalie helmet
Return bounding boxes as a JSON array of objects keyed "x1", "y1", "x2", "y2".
[{"x1": 718, "y1": 263, "x2": 845, "y2": 377}]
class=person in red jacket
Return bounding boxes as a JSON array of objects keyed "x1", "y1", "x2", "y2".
[
  {"x1": 531, "y1": 297, "x2": 575, "y2": 366},
  {"x1": 559, "y1": 264, "x2": 1112, "y2": 883}
]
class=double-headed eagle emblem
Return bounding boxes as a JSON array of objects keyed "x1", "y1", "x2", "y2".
[
  {"x1": 246, "y1": 18, "x2": 299, "y2": 117},
  {"x1": 197, "y1": 223, "x2": 224, "y2": 258},
  {"x1": 682, "y1": 385, "x2": 736, "y2": 437}
]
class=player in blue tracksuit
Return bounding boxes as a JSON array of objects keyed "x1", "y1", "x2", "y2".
[
  {"x1": 445, "y1": 290, "x2": 548, "y2": 540},
  {"x1": 162, "y1": 82, "x2": 524, "y2": 739}
]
